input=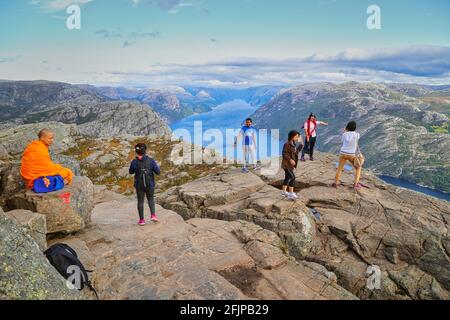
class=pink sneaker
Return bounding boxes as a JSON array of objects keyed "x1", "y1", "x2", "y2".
[
  {"x1": 138, "y1": 219, "x2": 146, "y2": 226},
  {"x1": 150, "y1": 214, "x2": 159, "y2": 222},
  {"x1": 353, "y1": 183, "x2": 362, "y2": 190}
]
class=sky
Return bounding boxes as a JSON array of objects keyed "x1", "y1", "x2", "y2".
[{"x1": 0, "y1": 0, "x2": 450, "y2": 87}]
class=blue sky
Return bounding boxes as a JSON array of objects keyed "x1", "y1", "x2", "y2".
[{"x1": 1, "y1": 0, "x2": 450, "y2": 87}]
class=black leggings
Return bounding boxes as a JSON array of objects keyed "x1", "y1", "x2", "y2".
[
  {"x1": 283, "y1": 169, "x2": 296, "y2": 188},
  {"x1": 137, "y1": 187, "x2": 156, "y2": 219},
  {"x1": 302, "y1": 136, "x2": 317, "y2": 157}
]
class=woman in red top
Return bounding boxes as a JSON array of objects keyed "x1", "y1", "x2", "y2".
[{"x1": 301, "y1": 113, "x2": 329, "y2": 161}]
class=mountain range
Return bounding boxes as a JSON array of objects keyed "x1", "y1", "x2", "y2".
[
  {"x1": 0, "y1": 80, "x2": 171, "y2": 137},
  {"x1": 78, "y1": 84, "x2": 284, "y2": 124}
]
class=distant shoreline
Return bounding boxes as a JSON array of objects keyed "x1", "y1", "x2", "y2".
[{"x1": 378, "y1": 175, "x2": 450, "y2": 202}]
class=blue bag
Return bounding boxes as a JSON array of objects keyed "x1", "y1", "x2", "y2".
[{"x1": 33, "y1": 175, "x2": 65, "y2": 193}]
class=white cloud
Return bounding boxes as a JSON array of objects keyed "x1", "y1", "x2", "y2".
[
  {"x1": 3, "y1": 45, "x2": 450, "y2": 87},
  {"x1": 30, "y1": 0, "x2": 93, "y2": 12},
  {"x1": 306, "y1": 46, "x2": 450, "y2": 77},
  {"x1": 89, "y1": 45, "x2": 450, "y2": 87},
  {"x1": 0, "y1": 56, "x2": 21, "y2": 63},
  {"x1": 31, "y1": 0, "x2": 202, "y2": 13},
  {"x1": 129, "y1": 0, "x2": 203, "y2": 13},
  {"x1": 94, "y1": 29, "x2": 161, "y2": 48}
]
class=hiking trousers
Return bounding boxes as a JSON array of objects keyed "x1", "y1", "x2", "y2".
[
  {"x1": 136, "y1": 187, "x2": 156, "y2": 219},
  {"x1": 335, "y1": 154, "x2": 362, "y2": 185}
]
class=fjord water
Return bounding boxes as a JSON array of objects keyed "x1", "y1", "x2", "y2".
[
  {"x1": 171, "y1": 100, "x2": 449, "y2": 202},
  {"x1": 171, "y1": 100, "x2": 257, "y2": 134},
  {"x1": 378, "y1": 176, "x2": 450, "y2": 202},
  {"x1": 171, "y1": 100, "x2": 282, "y2": 161}
]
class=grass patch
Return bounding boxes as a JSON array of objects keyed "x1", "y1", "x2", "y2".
[
  {"x1": 64, "y1": 136, "x2": 232, "y2": 195},
  {"x1": 63, "y1": 138, "x2": 98, "y2": 160},
  {"x1": 430, "y1": 122, "x2": 449, "y2": 134}
]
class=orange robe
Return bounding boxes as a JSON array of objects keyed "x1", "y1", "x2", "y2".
[{"x1": 20, "y1": 140, "x2": 74, "y2": 189}]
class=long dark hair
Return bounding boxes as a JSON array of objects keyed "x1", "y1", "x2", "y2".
[{"x1": 308, "y1": 113, "x2": 316, "y2": 121}]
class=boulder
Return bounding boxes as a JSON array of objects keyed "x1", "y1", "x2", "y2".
[
  {"x1": 230, "y1": 220, "x2": 288, "y2": 269},
  {"x1": 6, "y1": 176, "x2": 94, "y2": 234},
  {"x1": 0, "y1": 161, "x2": 25, "y2": 198},
  {"x1": 98, "y1": 153, "x2": 116, "y2": 165},
  {"x1": 0, "y1": 158, "x2": 80, "y2": 208},
  {"x1": 5, "y1": 209, "x2": 47, "y2": 251},
  {"x1": 0, "y1": 207, "x2": 81, "y2": 300},
  {"x1": 158, "y1": 169, "x2": 316, "y2": 259}
]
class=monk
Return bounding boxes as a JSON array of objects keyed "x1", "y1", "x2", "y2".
[{"x1": 21, "y1": 129, "x2": 74, "y2": 190}]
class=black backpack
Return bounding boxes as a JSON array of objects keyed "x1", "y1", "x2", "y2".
[
  {"x1": 44, "y1": 243, "x2": 99, "y2": 299},
  {"x1": 136, "y1": 157, "x2": 153, "y2": 190}
]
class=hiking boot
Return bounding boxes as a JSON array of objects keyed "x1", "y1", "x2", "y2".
[
  {"x1": 150, "y1": 214, "x2": 159, "y2": 222},
  {"x1": 138, "y1": 219, "x2": 146, "y2": 226},
  {"x1": 242, "y1": 167, "x2": 249, "y2": 173},
  {"x1": 353, "y1": 183, "x2": 362, "y2": 190},
  {"x1": 332, "y1": 182, "x2": 338, "y2": 188},
  {"x1": 300, "y1": 156, "x2": 306, "y2": 162},
  {"x1": 310, "y1": 156, "x2": 314, "y2": 161}
]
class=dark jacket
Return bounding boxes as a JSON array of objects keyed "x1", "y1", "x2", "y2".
[
  {"x1": 282, "y1": 141, "x2": 299, "y2": 170},
  {"x1": 129, "y1": 155, "x2": 160, "y2": 190}
]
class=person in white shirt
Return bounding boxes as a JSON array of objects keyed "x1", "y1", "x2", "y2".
[
  {"x1": 333, "y1": 121, "x2": 363, "y2": 190},
  {"x1": 301, "y1": 113, "x2": 328, "y2": 161},
  {"x1": 234, "y1": 118, "x2": 259, "y2": 172}
]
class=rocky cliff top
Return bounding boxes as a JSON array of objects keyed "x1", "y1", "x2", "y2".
[
  {"x1": 56, "y1": 197, "x2": 356, "y2": 300},
  {"x1": 1, "y1": 144, "x2": 449, "y2": 299},
  {"x1": 158, "y1": 152, "x2": 450, "y2": 300}
]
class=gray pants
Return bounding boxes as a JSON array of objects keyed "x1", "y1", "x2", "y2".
[{"x1": 137, "y1": 187, "x2": 156, "y2": 219}]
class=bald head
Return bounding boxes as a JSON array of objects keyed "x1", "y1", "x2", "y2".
[{"x1": 38, "y1": 129, "x2": 54, "y2": 147}]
